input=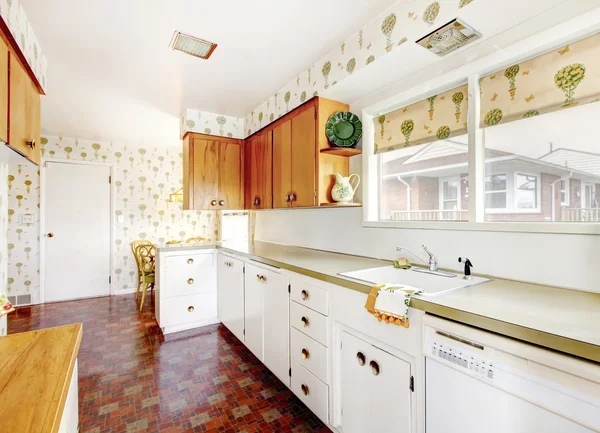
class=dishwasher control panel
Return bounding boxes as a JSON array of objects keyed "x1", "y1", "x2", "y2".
[{"x1": 427, "y1": 339, "x2": 495, "y2": 382}]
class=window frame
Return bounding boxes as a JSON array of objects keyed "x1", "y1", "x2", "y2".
[
  {"x1": 484, "y1": 173, "x2": 508, "y2": 212},
  {"x1": 361, "y1": 23, "x2": 600, "y2": 235},
  {"x1": 439, "y1": 176, "x2": 462, "y2": 212},
  {"x1": 560, "y1": 179, "x2": 570, "y2": 207},
  {"x1": 513, "y1": 172, "x2": 541, "y2": 213}
]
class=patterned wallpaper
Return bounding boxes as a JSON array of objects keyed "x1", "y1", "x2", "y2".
[
  {"x1": 243, "y1": 0, "x2": 475, "y2": 136},
  {"x1": 0, "y1": 163, "x2": 7, "y2": 298},
  {"x1": 7, "y1": 136, "x2": 220, "y2": 304},
  {"x1": 181, "y1": 110, "x2": 245, "y2": 139},
  {"x1": 0, "y1": 0, "x2": 48, "y2": 91}
]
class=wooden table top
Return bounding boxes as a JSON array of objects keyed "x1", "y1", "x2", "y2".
[{"x1": 0, "y1": 323, "x2": 83, "y2": 433}]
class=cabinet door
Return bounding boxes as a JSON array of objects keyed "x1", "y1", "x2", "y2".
[
  {"x1": 272, "y1": 119, "x2": 292, "y2": 208},
  {"x1": 245, "y1": 133, "x2": 272, "y2": 209},
  {"x1": 0, "y1": 37, "x2": 7, "y2": 143},
  {"x1": 8, "y1": 54, "x2": 40, "y2": 164},
  {"x1": 218, "y1": 140, "x2": 243, "y2": 210},
  {"x1": 341, "y1": 331, "x2": 412, "y2": 433},
  {"x1": 291, "y1": 106, "x2": 316, "y2": 207},
  {"x1": 244, "y1": 263, "x2": 264, "y2": 361},
  {"x1": 217, "y1": 254, "x2": 245, "y2": 342},
  {"x1": 191, "y1": 138, "x2": 219, "y2": 210},
  {"x1": 262, "y1": 270, "x2": 290, "y2": 386}
]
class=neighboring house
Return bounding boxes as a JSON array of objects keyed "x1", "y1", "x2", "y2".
[{"x1": 381, "y1": 142, "x2": 600, "y2": 222}]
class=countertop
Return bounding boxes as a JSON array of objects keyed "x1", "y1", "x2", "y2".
[
  {"x1": 0, "y1": 323, "x2": 83, "y2": 433},
  {"x1": 158, "y1": 241, "x2": 600, "y2": 364}
]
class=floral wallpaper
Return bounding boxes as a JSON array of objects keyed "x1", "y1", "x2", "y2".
[
  {"x1": 243, "y1": 0, "x2": 476, "y2": 137},
  {"x1": 7, "y1": 136, "x2": 220, "y2": 304},
  {"x1": 0, "y1": 0, "x2": 48, "y2": 91},
  {"x1": 0, "y1": 163, "x2": 8, "y2": 298},
  {"x1": 181, "y1": 109, "x2": 245, "y2": 139}
]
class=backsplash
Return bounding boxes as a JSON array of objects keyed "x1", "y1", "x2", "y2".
[
  {"x1": 7, "y1": 136, "x2": 219, "y2": 304},
  {"x1": 243, "y1": 0, "x2": 476, "y2": 136},
  {"x1": 181, "y1": 110, "x2": 245, "y2": 139},
  {"x1": 0, "y1": 0, "x2": 48, "y2": 91}
]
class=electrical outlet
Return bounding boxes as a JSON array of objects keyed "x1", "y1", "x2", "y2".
[{"x1": 20, "y1": 214, "x2": 35, "y2": 225}]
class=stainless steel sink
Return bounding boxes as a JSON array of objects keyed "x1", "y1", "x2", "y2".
[{"x1": 339, "y1": 265, "x2": 490, "y2": 297}]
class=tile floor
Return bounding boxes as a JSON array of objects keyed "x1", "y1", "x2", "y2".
[{"x1": 8, "y1": 293, "x2": 330, "y2": 433}]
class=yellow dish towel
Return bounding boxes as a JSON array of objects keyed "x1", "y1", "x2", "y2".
[{"x1": 364, "y1": 283, "x2": 422, "y2": 328}]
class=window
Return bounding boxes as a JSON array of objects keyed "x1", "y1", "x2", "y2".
[
  {"x1": 560, "y1": 179, "x2": 570, "y2": 206},
  {"x1": 485, "y1": 174, "x2": 507, "y2": 209},
  {"x1": 583, "y1": 184, "x2": 598, "y2": 209},
  {"x1": 441, "y1": 177, "x2": 460, "y2": 210},
  {"x1": 515, "y1": 174, "x2": 538, "y2": 210}
]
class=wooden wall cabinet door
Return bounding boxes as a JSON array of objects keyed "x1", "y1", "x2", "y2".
[
  {"x1": 272, "y1": 120, "x2": 292, "y2": 209},
  {"x1": 245, "y1": 132, "x2": 272, "y2": 209},
  {"x1": 189, "y1": 137, "x2": 219, "y2": 210},
  {"x1": 290, "y1": 106, "x2": 316, "y2": 207},
  {"x1": 8, "y1": 54, "x2": 41, "y2": 165},
  {"x1": 0, "y1": 37, "x2": 7, "y2": 144},
  {"x1": 218, "y1": 140, "x2": 244, "y2": 210}
]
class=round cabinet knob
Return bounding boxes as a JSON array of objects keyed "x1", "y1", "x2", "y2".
[
  {"x1": 289, "y1": 193, "x2": 296, "y2": 202},
  {"x1": 27, "y1": 139, "x2": 36, "y2": 149},
  {"x1": 187, "y1": 278, "x2": 194, "y2": 285},
  {"x1": 219, "y1": 200, "x2": 225, "y2": 206},
  {"x1": 301, "y1": 384, "x2": 309, "y2": 396},
  {"x1": 370, "y1": 360, "x2": 380, "y2": 376},
  {"x1": 253, "y1": 198, "x2": 260, "y2": 205},
  {"x1": 356, "y1": 352, "x2": 366, "y2": 366},
  {"x1": 284, "y1": 195, "x2": 290, "y2": 202},
  {"x1": 256, "y1": 274, "x2": 261, "y2": 282},
  {"x1": 211, "y1": 199, "x2": 218, "y2": 206},
  {"x1": 301, "y1": 316, "x2": 309, "y2": 327},
  {"x1": 47, "y1": 232, "x2": 55, "y2": 238},
  {"x1": 260, "y1": 275, "x2": 266, "y2": 283},
  {"x1": 188, "y1": 306, "x2": 195, "y2": 312},
  {"x1": 301, "y1": 290, "x2": 309, "y2": 301},
  {"x1": 301, "y1": 348, "x2": 310, "y2": 359},
  {"x1": 187, "y1": 258, "x2": 194, "y2": 264}
]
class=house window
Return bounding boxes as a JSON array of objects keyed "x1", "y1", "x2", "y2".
[
  {"x1": 515, "y1": 174, "x2": 538, "y2": 210},
  {"x1": 583, "y1": 184, "x2": 598, "y2": 209},
  {"x1": 441, "y1": 178, "x2": 460, "y2": 210},
  {"x1": 485, "y1": 174, "x2": 507, "y2": 209},
  {"x1": 560, "y1": 179, "x2": 570, "y2": 206}
]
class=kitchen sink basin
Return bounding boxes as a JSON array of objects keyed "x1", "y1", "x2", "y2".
[{"x1": 339, "y1": 265, "x2": 490, "y2": 297}]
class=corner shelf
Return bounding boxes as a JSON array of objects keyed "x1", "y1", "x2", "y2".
[
  {"x1": 319, "y1": 202, "x2": 362, "y2": 207},
  {"x1": 320, "y1": 148, "x2": 362, "y2": 157}
]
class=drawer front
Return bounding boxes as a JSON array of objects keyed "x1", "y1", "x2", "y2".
[
  {"x1": 291, "y1": 359, "x2": 329, "y2": 424},
  {"x1": 291, "y1": 327, "x2": 328, "y2": 383},
  {"x1": 166, "y1": 292, "x2": 217, "y2": 327},
  {"x1": 290, "y1": 301, "x2": 328, "y2": 347},
  {"x1": 165, "y1": 253, "x2": 216, "y2": 297},
  {"x1": 290, "y1": 278, "x2": 329, "y2": 316}
]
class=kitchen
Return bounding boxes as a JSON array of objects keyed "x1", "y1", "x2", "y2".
[{"x1": 0, "y1": 0, "x2": 599, "y2": 432}]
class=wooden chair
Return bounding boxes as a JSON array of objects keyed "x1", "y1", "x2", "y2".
[
  {"x1": 185, "y1": 237, "x2": 209, "y2": 244},
  {"x1": 132, "y1": 240, "x2": 152, "y2": 299},
  {"x1": 134, "y1": 244, "x2": 156, "y2": 312}
]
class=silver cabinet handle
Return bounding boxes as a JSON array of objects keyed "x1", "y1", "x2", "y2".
[
  {"x1": 301, "y1": 384, "x2": 309, "y2": 396},
  {"x1": 370, "y1": 360, "x2": 380, "y2": 376},
  {"x1": 301, "y1": 290, "x2": 309, "y2": 301},
  {"x1": 301, "y1": 316, "x2": 309, "y2": 327},
  {"x1": 219, "y1": 199, "x2": 225, "y2": 206},
  {"x1": 187, "y1": 258, "x2": 194, "y2": 264},
  {"x1": 357, "y1": 352, "x2": 366, "y2": 366}
]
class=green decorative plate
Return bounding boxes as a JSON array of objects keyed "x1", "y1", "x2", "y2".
[{"x1": 325, "y1": 112, "x2": 362, "y2": 148}]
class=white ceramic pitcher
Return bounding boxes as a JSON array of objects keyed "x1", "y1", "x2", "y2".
[{"x1": 331, "y1": 173, "x2": 360, "y2": 203}]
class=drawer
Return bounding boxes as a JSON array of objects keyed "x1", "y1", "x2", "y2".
[
  {"x1": 291, "y1": 327, "x2": 328, "y2": 383},
  {"x1": 166, "y1": 292, "x2": 217, "y2": 327},
  {"x1": 291, "y1": 359, "x2": 329, "y2": 424},
  {"x1": 290, "y1": 277, "x2": 329, "y2": 316},
  {"x1": 165, "y1": 253, "x2": 216, "y2": 297},
  {"x1": 291, "y1": 301, "x2": 328, "y2": 347}
]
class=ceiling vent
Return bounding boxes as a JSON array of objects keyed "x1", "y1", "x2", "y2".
[
  {"x1": 170, "y1": 31, "x2": 217, "y2": 59},
  {"x1": 416, "y1": 19, "x2": 481, "y2": 56}
]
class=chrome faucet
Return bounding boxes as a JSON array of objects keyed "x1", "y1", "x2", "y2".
[
  {"x1": 396, "y1": 244, "x2": 456, "y2": 278},
  {"x1": 421, "y1": 244, "x2": 438, "y2": 271}
]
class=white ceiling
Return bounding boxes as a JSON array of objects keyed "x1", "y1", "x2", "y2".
[{"x1": 21, "y1": 0, "x2": 398, "y2": 145}]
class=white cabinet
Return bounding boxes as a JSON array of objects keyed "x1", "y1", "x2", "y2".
[
  {"x1": 244, "y1": 263, "x2": 264, "y2": 361},
  {"x1": 340, "y1": 330, "x2": 412, "y2": 433},
  {"x1": 58, "y1": 361, "x2": 78, "y2": 433},
  {"x1": 156, "y1": 248, "x2": 218, "y2": 334},
  {"x1": 217, "y1": 254, "x2": 245, "y2": 342}
]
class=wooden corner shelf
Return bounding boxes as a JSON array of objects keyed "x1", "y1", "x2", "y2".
[
  {"x1": 320, "y1": 202, "x2": 362, "y2": 207},
  {"x1": 320, "y1": 147, "x2": 362, "y2": 157}
]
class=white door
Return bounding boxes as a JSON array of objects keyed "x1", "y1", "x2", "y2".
[
  {"x1": 244, "y1": 263, "x2": 264, "y2": 361},
  {"x1": 217, "y1": 254, "x2": 245, "y2": 342},
  {"x1": 44, "y1": 162, "x2": 111, "y2": 302},
  {"x1": 341, "y1": 330, "x2": 412, "y2": 433},
  {"x1": 263, "y1": 269, "x2": 290, "y2": 386}
]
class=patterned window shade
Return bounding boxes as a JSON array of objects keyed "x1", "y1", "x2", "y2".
[
  {"x1": 374, "y1": 84, "x2": 468, "y2": 154},
  {"x1": 480, "y1": 32, "x2": 600, "y2": 128}
]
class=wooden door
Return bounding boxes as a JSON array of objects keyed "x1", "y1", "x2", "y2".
[
  {"x1": 218, "y1": 140, "x2": 243, "y2": 210},
  {"x1": 245, "y1": 133, "x2": 272, "y2": 209},
  {"x1": 191, "y1": 137, "x2": 219, "y2": 210},
  {"x1": 291, "y1": 106, "x2": 316, "y2": 207},
  {"x1": 217, "y1": 254, "x2": 245, "y2": 342},
  {"x1": 262, "y1": 269, "x2": 290, "y2": 386},
  {"x1": 8, "y1": 54, "x2": 40, "y2": 164},
  {"x1": 244, "y1": 263, "x2": 264, "y2": 361},
  {"x1": 272, "y1": 119, "x2": 292, "y2": 208},
  {"x1": 0, "y1": 37, "x2": 7, "y2": 143}
]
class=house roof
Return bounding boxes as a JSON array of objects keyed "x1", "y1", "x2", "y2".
[{"x1": 538, "y1": 148, "x2": 600, "y2": 177}]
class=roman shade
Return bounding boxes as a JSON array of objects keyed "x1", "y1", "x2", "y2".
[
  {"x1": 480, "y1": 32, "x2": 600, "y2": 128},
  {"x1": 374, "y1": 84, "x2": 468, "y2": 154}
]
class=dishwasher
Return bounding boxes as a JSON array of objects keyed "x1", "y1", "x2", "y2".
[{"x1": 423, "y1": 314, "x2": 600, "y2": 433}]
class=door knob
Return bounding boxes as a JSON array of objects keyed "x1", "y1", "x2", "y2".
[
  {"x1": 47, "y1": 232, "x2": 54, "y2": 238},
  {"x1": 356, "y1": 352, "x2": 366, "y2": 366},
  {"x1": 301, "y1": 290, "x2": 309, "y2": 301},
  {"x1": 369, "y1": 360, "x2": 380, "y2": 376},
  {"x1": 219, "y1": 200, "x2": 225, "y2": 206},
  {"x1": 301, "y1": 348, "x2": 310, "y2": 359},
  {"x1": 301, "y1": 316, "x2": 309, "y2": 327},
  {"x1": 211, "y1": 199, "x2": 218, "y2": 206}
]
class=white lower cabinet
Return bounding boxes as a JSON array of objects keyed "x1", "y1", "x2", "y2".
[
  {"x1": 58, "y1": 361, "x2": 78, "y2": 433},
  {"x1": 292, "y1": 359, "x2": 330, "y2": 423},
  {"x1": 217, "y1": 254, "x2": 245, "y2": 342},
  {"x1": 339, "y1": 330, "x2": 412, "y2": 433},
  {"x1": 243, "y1": 262, "x2": 265, "y2": 361}
]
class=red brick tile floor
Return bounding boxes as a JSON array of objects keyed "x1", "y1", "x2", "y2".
[{"x1": 8, "y1": 292, "x2": 331, "y2": 433}]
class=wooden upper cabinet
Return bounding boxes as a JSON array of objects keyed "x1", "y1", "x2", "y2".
[
  {"x1": 0, "y1": 37, "x2": 7, "y2": 144},
  {"x1": 290, "y1": 106, "x2": 316, "y2": 207},
  {"x1": 272, "y1": 120, "x2": 292, "y2": 209},
  {"x1": 183, "y1": 133, "x2": 244, "y2": 210},
  {"x1": 8, "y1": 53, "x2": 41, "y2": 165},
  {"x1": 245, "y1": 132, "x2": 273, "y2": 209}
]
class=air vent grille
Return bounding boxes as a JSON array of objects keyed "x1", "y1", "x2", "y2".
[
  {"x1": 416, "y1": 19, "x2": 481, "y2": 56},
  {"x1": 170, "y1": 32, "x2": 217, "y2": 60}
]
